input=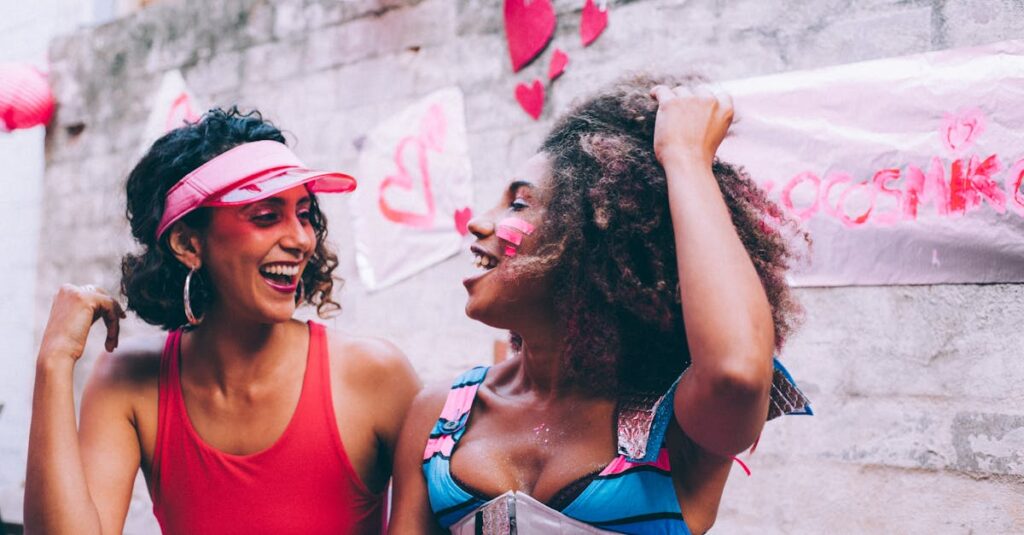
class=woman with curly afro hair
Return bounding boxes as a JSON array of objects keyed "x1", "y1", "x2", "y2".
[
  {"x1": 26, "y1": 108, "x2": 419, "y2": 535},
  {"x1": 391, "y1": 75, "x2": 811, "y2": 534}
]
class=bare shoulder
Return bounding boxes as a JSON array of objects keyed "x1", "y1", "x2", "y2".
[
  {"x1": 87, "y1": 334, "x2": 166, "y2": 393},
  {"x1": 325, "y1": 329, "x2": 419, "y2": 394},
  {"x1": 405, "y1": 382, "x2": 450, "y2": 429}
]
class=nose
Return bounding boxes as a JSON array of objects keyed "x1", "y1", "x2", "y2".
[
  {"x1": 467, "y1": 214, "x2": 494, "y2": 239},
  {"x1": 280, "y1": 213, "x2": 315, "y2": 255}
]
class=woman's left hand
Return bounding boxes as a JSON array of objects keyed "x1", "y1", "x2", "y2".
[{"x1": 650, "y1": 84, "x2": 734, "y2": 168}]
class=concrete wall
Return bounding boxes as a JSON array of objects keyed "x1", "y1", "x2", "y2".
[
  {"x1": 0, "y1": 0, "x2": 112, "y2": 525},
  {"x1": 14, "y1": 0, "x2": 1024, "y2": 532}
]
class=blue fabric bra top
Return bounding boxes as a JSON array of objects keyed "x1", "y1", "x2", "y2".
[{"x1": 422, "y1": 360, "x2": 811, "y2": 534}]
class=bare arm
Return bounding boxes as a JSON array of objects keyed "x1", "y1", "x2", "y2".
[
  {"x1": 652, "y1": 86, "x2": 775, "y2": 458},
  {"x1": 24, "y1": 285, "x2": 140, "y2": 535},
  {"x1": 388, "y1": 386, "x2": 447, "y2": 535}
]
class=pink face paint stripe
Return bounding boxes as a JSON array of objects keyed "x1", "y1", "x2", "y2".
[
  {"x1": 497, "y1": 217, "x2": 535, "y2": 234},
  {"x1": 496, "y1": 226, "x2": 524, "y2": 246}
]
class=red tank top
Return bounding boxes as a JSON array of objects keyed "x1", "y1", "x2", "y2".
[{"x1": 151, "y1": 321, "x2": 384, "y2": 534}]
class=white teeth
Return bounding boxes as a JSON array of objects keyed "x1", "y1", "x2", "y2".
[
  {"x1": 261, "y1": 264, "x2": 300, "y2": 277},
  {"x1": 472, "y1": 253, "x2": 496, "y2": 270}
]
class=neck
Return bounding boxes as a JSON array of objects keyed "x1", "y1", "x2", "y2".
[
  {"x1": 182, "y1": 306, "x2": 302, "y2": 391},
  {"x1": 506, "y1": 317, "x2": 585, "y2": 398}
]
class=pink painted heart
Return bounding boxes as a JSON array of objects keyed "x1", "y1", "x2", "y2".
[
  {"x1": 454, "y1": 207, "x2": 473, "y2": 236},
  {"x1": 515, "y1": 79, "x2": 545, "y2": 120},
  {"x1": 580, "y1": 0, "x2": 608, "y2": 47},
  {"x1": 378, "y1": 137, "x2": 436, "y2": 228},
  {"x1": 378, "y1": 108, "x2": 449, "y2": 228},
  {"x1": 504, "y1": 0, "x2": 557, "y2": 72},
  {"x1": 940, "y1": 107, "x2": 986, "y2": 156},
  {"x1": 548, "y1": 48, "x2": 569, "y2": 81}
]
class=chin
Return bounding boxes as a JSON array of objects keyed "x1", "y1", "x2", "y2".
[
  {"x1": 253, "y1": 302, "x2": 297, "y2": 324},
  {"x1": 464, "y1": 299, "x2": 511, "y2": 331}
]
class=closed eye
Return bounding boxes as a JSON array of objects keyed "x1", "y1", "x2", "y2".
[{"x1": 251, "y1": 211, "x2": 280, "y2": 224}]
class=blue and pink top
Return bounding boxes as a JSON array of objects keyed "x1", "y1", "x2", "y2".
[{"x1": 422, "y1": 360, "x2": 811, "y2": 534}]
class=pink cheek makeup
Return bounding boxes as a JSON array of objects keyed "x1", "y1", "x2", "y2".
[{"x1": 495, "y1": 217, "x2": 536, "y2": 257}]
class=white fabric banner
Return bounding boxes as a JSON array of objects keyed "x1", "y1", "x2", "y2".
[
  {"x1": 718, "y1": 40, "x2": 1024, "y2": 286},
  {"x1": 352, "y1": 87, "x2": 474, "y2": 290}
]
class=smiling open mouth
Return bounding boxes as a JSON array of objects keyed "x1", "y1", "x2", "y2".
[
  {"x1": 260, "y1": 262, "x2": 300, "y2": 290},
  {"x1": 472, "y1": 247, "x2": 498, "y2": 271}
]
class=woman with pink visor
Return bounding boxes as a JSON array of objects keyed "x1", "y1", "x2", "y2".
[{"x1": 25, "y1": 108, "x2": 419, "y2": 534}]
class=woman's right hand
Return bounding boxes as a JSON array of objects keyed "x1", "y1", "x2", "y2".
[{"x1": 39, "y1": 284, "x2": 126, "y2": 364}]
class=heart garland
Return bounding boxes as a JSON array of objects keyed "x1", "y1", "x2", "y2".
[{"x1": 506, "y1": 0, "x2": 611, "y2": 120}]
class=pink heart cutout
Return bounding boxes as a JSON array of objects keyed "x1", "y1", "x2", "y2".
[
  {"x1": 548, "y1": 48, "x2": 569, "y2": 81},
  {"x1": 504, "y1": 0, "x2": 557, "y2": 73},
  {"x1": 940, "y1": 107, "x2": 986, "y2": 156},
  {"x1": 515, "y1": 80, "x2": 545, "y2": 120},
  {"x1": 454, "y1": 207, "x2": 473, "y2": 236},
  {"x1": 580, "y1": 0, "x2": 608, "y2": 47}
]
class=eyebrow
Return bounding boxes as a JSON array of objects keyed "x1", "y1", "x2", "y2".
[
  {"x1": 243, "y1": 196, "x2": 312, "y2": 210},
  {"x1": 508, "y1": 180, "x2": 534, "y2": 196}
]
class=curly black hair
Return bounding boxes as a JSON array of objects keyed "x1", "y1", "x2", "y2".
[
  {"x1": 524, "y1": 74, "x2": 808, "y2": 394},
  {"x1": 120, "y1": 107, "x2": 341, "y2": 330}
]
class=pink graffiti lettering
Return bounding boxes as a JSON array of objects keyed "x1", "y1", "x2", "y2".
[
  {"x1": 1007, "y1": 158, "x2": 1024, "y2": 217},
  {"x1": 775, "y1": 108, "x2": 1020, "y2": 225},
  {"x1": 871, "y1": 169, "x2": 902, "y2": 225},
  {"x1": 835, "y1": 180, "x2": 875, "y2": 227},
  {"x1": 949, "y1": 154, "x2": 1006, "y2": 215},
  {"x1": 902, "y1": 157, "x2": 948, "y2": 219},
  {"x1": 780, "y1": 171, "x2": 821, "y2": 221}
]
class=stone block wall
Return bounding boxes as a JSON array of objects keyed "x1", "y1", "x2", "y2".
[{"x1": 17, "y1": 0, "x2": 1024, "y2": 532}]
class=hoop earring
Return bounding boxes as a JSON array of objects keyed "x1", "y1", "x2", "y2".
[
  {"x1": 183, "y1": 266, "x2": 203, "y2": 326},
  {"x1": 295, "y1": 278, "x2": 305, "y2": 305}
]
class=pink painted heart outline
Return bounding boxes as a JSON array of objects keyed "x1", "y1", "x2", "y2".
[
  {"x1": 378, "y1": 104, "x2": 448, "y2": 228},
  {"x1": 940, "y1": 107, "x2": 986, "y2": 156}
]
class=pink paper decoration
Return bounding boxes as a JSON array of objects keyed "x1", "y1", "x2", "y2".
[
  {"x1": 514, "y1": 79, "x2": 545, "y2": 120},
  {"x1": 454, "y1": 207, "x2": 473, "y2": 236},
  {"x1": 548, "y1": 48, "x2": 569, "y2": 81},
  {"x1": 580, "y1": 0, "x2": 609, "y2": 46},
  {"x1": 504, "y1": 0, "x2": 557, "y2": 72},
  {"x1": 0, "y1": 63, "x2": 55, "y2": 131}
]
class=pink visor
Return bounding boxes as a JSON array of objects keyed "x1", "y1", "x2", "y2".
[{"x1": 155, "y1": 140, "x2": 356, "y2": 238}]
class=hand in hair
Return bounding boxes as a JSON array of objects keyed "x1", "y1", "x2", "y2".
[{"x1": 650, "y1": 84, "x2": 734, "y2": 168}]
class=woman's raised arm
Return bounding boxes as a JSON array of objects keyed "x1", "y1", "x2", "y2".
[
  {"x1": 25, "y1": 285, "x2": 141, "y2": 535},
  {"x1": 652, "y1": 85, "x2": 776, "y2": 458}
]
